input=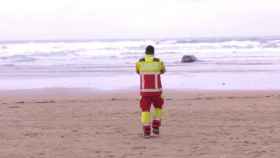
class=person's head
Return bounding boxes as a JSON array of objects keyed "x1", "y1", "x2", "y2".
[{"x1": 145, "y1": 45, "x2": 154, "y2": 55}]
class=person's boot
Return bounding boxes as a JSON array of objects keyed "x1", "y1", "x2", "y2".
[
  {"x1": 143, "y1": 125, "x2": 151, "y2": 138},
  {"x1": 152, "y1": 120, "x2": 161, "y2": 136}
]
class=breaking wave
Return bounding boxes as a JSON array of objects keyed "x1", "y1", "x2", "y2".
[{"x1": 1, "y1": 38, "x2": 280, "y2": 66}]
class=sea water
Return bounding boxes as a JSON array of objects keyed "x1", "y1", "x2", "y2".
[{"x1": 0, "y1": 37, "x2": 280, "y2": 90}]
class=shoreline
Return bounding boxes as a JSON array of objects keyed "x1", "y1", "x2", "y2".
[
  {"x1": 1, "y1": 87, "x2": 279, "y2": 100},
  {"x1": 1, "y1": 71, "x2": 280, "y2": 90}
]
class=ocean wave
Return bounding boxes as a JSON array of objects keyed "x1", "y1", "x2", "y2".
[
  {"x1": 0, "y1": 64, "x2": 15, "y2": 67},
  {"x1": 30, "y1": 50, "x2": 80, "y2": 57},
  {"x1": 1, "y1": 45, "x2": 8, "y2": 49},
  {"x1": 0, "y1": 55, "x2": 36, "y2": 63},
  {"x1": 1, "y1": 38, "x2": 280, "y2": 66}
]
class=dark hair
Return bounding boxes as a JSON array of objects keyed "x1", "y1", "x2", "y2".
[{"x1": 145, "y1": 45, "x2": 154, "y2": 55}]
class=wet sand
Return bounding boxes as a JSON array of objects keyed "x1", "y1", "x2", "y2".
[{"x1": 0, "y1": 89, "x2": 280, "y2": 158}]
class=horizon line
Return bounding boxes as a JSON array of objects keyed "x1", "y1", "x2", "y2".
[{"x1": 1, "y1": 35, "x2": 280, "y2": 43}]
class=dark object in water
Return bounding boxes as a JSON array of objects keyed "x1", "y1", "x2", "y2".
[{"x1": 181, "y1": 55, "x2": 197, "y2": 63}]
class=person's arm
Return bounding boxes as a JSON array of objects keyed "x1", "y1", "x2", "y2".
[
  {"x1": 160, "y1": 61, "x2": 166, "y2": 74},
  {"x1": 136, "y1": 62, "x2": 140, "y2": 74}
]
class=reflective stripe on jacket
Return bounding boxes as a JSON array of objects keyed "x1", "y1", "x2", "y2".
[{"x1": 136, "y1": 55, "x2": 165, "y2": 96}]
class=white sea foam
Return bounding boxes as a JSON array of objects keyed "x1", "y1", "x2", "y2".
[
  {"x1": 1, "y1": 38, "x2": 280, "y2": 90},
  {"x1": 1, "y1": 39, "x2": 280, "y2": 66}
]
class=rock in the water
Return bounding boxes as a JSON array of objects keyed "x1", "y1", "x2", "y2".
[
  {"x1": 1, "y1": 45, "x2": 7, "y2": 49},
  {"x1": 181, "y1": 55, "x2": 197, "y2": 63}
]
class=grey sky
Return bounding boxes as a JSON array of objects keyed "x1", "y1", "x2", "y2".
[{"x1": 0, "y1": 0, "x2": 280, "y2": 40}]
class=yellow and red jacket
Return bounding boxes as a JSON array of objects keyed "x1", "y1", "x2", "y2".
[{"x1": 136, "y1": 55, "x2": 166, "y2": 96}]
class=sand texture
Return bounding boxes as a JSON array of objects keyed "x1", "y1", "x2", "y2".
[{"x1": 0, "y1": 89, "x2": 280, "y2": 158}]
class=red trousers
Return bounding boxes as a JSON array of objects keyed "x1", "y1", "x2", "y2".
[{"x1": 140, "y1": 95, "x2": 164, "y2": 112}]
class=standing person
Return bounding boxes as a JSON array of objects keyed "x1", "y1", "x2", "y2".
[{"x1": 136, "y1": 45, "x2": 166, "y2": 138}]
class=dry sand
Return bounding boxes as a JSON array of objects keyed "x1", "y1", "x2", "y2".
[{"x1": 0, "y1": 89, "x2": 280, "y2": 158}]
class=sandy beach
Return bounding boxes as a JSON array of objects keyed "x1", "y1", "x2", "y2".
[{"x1": 0, "y1": 89, "x2": 279, "y2": 158}]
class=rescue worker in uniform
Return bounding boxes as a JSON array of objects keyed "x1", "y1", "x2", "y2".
[{"x1": 136, "y1": 45, "x2": 166, "y2": 138}]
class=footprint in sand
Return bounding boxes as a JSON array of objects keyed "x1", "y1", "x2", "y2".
[
  {"x1": 16, "y1": 101, "x2": 25, "y2": 104},
  {"x1": 132, "y1": 146, "x2": 147, "y2": 150},
  {"x1": 8, "y1": 105, "x2": 21, "y2": 109},
  {"x1": 35, "y1": 100, "x2": 56, "y2": 104},
  {"x1": 24, "y1": 132, "x2": 40, "y2": 137}
]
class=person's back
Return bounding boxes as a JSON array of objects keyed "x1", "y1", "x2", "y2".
[{"x1": 135, "y1": 45, "x2": 166, "y2": 138}]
